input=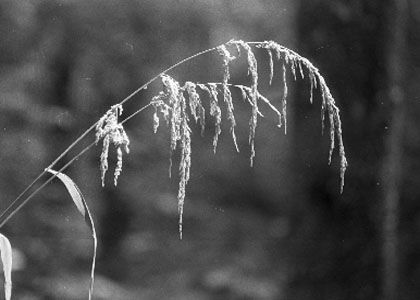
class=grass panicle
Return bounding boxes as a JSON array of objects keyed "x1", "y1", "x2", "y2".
[
  {"x1": 267, "y1": 48, "x2": 274, "y2": 86},
  {"x1": 1, "y1": 39, "x2": 348, "y2": 240},
  {"x1": 282, "y1": 62, "x2": 288, "y2": 134},
  {"x1": 257, "y1": 40, "x2": 347, "y2": 190},
  {"x1": 147, "y1": 39, "x2": 347, "y2": 236},
  {"x1": 185, "y1": 81, "x2": 206, "y2": 135},
  {"x1": 95, "y1": 104, "x2": 130, "y2": 187},
  {"x1": 0, "y1": 39, "x2": 348, "y2": 297},
  {"x1": 230, "y1": 40, "x2": 259, "y2": 166},
  {"x1": 152, "y1": 75, "x2": 192, "y2": 239},
  {"x1": 208, "y1": 83, "x2": 223, "y2": 153},
  {"x1": 217, "y1": 45, "x2": 239, "y2": 152}
]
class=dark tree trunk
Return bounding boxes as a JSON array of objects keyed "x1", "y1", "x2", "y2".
[{"x1": 381, "y1": 0, "x2": 408, "y2": 299}]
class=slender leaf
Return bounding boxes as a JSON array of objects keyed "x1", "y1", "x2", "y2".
[
  {"x1": 47, "y1": 169, "x2": 97, "y2": 300},
  {"x1": 0, "y1": 234, "x2": 12, "y2": 300}
]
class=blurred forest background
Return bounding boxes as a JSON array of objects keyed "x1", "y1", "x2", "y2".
[{"x1": 0, "y1": 0, "x2": 419, "y2": 299}]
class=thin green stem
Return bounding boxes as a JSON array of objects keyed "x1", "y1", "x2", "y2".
[
  {"x1": 0, "y1": 43, "x2": 223, "y2": 227},
  {"x1": 119, "y1": 46, "x2": 219, "y2": 107},
  {"x1": 7, "y1": 122, "x2": 99, "y2": 219},
  {"x1": 0, "y1": 41, "x2": 261, "y2": 227},
  {"x1": 121, "y1": 102, "x2": 153, "y2": 125},
  {"x1": 0, "y1": 141, "x2": 96, "y2": 227}
]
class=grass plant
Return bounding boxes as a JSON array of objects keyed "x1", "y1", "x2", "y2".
[{"x1": 0, "y1": 39, "x2": 347, "y2": 299}]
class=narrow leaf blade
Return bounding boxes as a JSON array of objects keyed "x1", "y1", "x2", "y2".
[
  {"x1": 47, "y1": 169, "x2": 97, "y2": 300},
  {"x1": 0, "y1": 233, "x2": 12, "y2": 300}
]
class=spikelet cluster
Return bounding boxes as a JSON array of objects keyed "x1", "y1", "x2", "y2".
[
  {"x1": 217, "y1": 45, "x2": 238, "y2": 152},
  {"x1": 256, "y1": 40, "x2": 347, "y2": 192},
  {"x1": 228, "y1": 40, "x2": 259, "y2": 165},
  {"x1": 151, "y1": 75, "x2": 192, "y2": 239},
  {"x1": 95, "y1": 104, "x2": 130, "y2": 187},
  {"x1": 207, "y1": 83, "x2": 223, "y2": 152},
  {"x1": 148, "y1": 39, "x2": 347, "y2": 237},
  {"x1": 185, "y1": 81, "x2": 205, "y2": 135}
]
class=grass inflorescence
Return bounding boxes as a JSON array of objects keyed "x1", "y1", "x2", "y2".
[{"x1": 0, "y1": 39, "x2": 347, "y2": 299}]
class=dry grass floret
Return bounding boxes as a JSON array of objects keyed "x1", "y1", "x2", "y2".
[
  {"x1": 218, "y1": 44, "x2": 239, "y2": 152},
  {"x1": 95, "y1": 104, "x2": 130, "y2": 187},
  {"x1": 232, "y1": 40, "x2": 259, "y2": 166},
  {"x1": 151, "y1": 75, "x2": 192, "y2": 238},
  {"x1": 185, "y1": 81, "x2": 205, "y2": 135}
]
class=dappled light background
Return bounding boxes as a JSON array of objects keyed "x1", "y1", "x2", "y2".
[{"x1": 0, "y1": 0, "x2": 419, "y2": 299}]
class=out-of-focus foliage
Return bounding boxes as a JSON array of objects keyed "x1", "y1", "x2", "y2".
[
  {"x1": 292, "y1": 1, "x2": 420, "y2": 299},
  {"x1": 0, "y1": 0, "x2": 419, "y2": 299}
]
